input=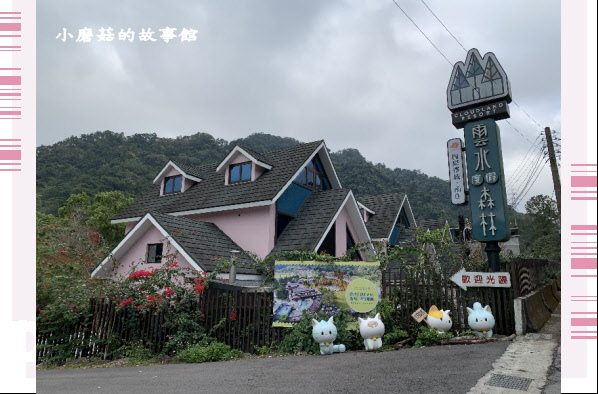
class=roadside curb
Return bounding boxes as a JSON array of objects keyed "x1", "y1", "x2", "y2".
[{"x1": 467, "y1": 304, "x2": 561, "y2": 394}]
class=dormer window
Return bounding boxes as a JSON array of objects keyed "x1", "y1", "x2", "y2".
[
  {"x1": 164, "y1": 175, "x2": 183, "y2": 194},
  {"x1": 293, "y1": 155, "x2": 330, "y2": 191},
  {"x1": 230, "y1": 162, "x2": 252, "y2": 184}
]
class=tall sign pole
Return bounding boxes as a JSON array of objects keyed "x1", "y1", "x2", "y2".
[{"x1": 447, "y1": 49, "x2": 512, "y2": 272}]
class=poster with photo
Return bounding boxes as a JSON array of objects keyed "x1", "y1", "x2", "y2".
[{"x1": 272, "y1": 261, "x2": 381, "y2": 327}]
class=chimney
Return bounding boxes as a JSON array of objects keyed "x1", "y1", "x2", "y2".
[{"x1": 229, "y1": 250, "x2": 240, "y2": 284}]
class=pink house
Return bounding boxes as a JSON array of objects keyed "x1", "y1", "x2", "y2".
[{"x1": 91, "y1": 141, "x2": 415, "y2": 283}]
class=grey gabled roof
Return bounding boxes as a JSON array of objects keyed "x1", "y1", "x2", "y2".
[
  {"x1": 237, "y1": 146, "x2": 272, "y2": 167},
  {"x1": 149, "y1": 212, "x2": 258, "y2": 274},
  {"x1": 114, "y1": 141, "x2": 323, "y2": 220},
  {"x1": 170, "y1": 160, "x2": 205, "y2": 180},
  {"x1": 418, "y1": 219, "x2": 448, "y2": 232},
  {"x1": 357, "y1": 193, "x2": 406, "y2": 239},
  {"x1": 270, "y1": 189, "x2": 350, "y2": 254}
]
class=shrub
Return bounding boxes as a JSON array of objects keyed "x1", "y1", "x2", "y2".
[
  {"x1": 413, "y1": 327, "x2": 453, "y2": 347},
  {"x1": 275, "y1": 309, "x2": 362, "y2": 354},
  {"x1": 177, "y1": 342, "x2": 244, "y2": 363},
  {"x1": 383, "y1": 328, "x2": 409, "y2": 345}
]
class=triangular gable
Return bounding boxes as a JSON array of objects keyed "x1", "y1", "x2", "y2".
[
  {"x1": 357, "y1": 201, "x2": 375, "y2": 215},
  {"x1": 314, "y1": 191, "x2": 373, "y2": 256},
  {"x1": 91, "y1": 213, "x2": 204, "y2": 278},
  {"x1": 216, "y1": 146, "x2": 273, "y2": 174},
  {"x1": 386, "y1": 195, "x2": 417, "y2": 239},
  {"x1": 271, "y1": 141, "x2": 342, "y2": 204},
  {"x1": 152, "y1": 161, "x2": 203, "y2": 185}
]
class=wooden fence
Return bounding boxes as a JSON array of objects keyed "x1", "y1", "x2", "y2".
[
  {"x1": 37, "y1": 286, "x2": 288, "y2": 364},
  {"x1": 381, "y1": 263, "x2": 516, "y2": 335},
  {"x1": 38, "y1": 263, "x2": 522, "y2": 363}
]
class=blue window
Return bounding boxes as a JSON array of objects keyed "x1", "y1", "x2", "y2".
[
  {"x1": 398, "y1": 207, "x2": 410, "y2": 228},
  {"x1": 313, "y1": 156, "x2": 325, "y2": 173},
  {"x1": 164, "y1": 175, "x2": 183, "y2": 194},
  {"x1": 278, "y1": 183, "x2": 311, "y2": 216},
  {"x1": 389, "y1": 225, "x2": 401, "y2": 246},
  {"x1": 293, "y1": 154, "x2": 331, "y2": 192},
  {"x1": 230, "y1": 162, "x2": 251, "y2": 183},
  {"x1": 241, "y1": 163, "x2": 251, "y2": 181},
  {"x1": 294, "y1": 168, "x2": 307, "y2": 185}
]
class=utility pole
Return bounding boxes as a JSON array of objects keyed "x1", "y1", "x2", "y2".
[{"x1": 544, "y1": 127, "x2": 561, "y2": 218}]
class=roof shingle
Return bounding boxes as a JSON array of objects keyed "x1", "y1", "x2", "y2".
[
  {"x1": 270, "y1": 189, "x2": 350, "y2": 254},
  {"x1": 149, "y1": 212, "x2": 258, "y2": 274},
  {"x1": 114, "y1": 141, "x2": 323, "y2": 220},
  {"x1": 357, "y1": 193, "x2": 406, "y2": 239}
]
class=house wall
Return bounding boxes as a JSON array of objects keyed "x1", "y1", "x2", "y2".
[
  {"x1": 125, "y1": 221, "x2": 138, "y2": 234},
  {"x1": 185, "y1": 204, "x2": 276, "y2": 259},
  {"x1": 112, "y1": 225, "x2": 198, "y2": 278},
  {"x1": 334, "y1": 205, "x2": 360, "y2": 258}
]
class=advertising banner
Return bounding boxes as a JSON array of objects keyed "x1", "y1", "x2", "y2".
[{"x1": 272, "y1": 261, "x2": 381, "y2": 327}]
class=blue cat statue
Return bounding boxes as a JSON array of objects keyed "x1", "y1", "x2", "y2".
[
  {"x1": 467, "y1": 302, "x2": 495, "y2": 338},
  {"x1": 312, "y1": 316, "x2": 346, "y2": 355}
]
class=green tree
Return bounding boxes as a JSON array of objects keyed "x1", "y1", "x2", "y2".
[
  {"x1": 57, "y1": 191, "x2": 133, "y2": 247},
  {"x1": 519, "y1": 194, "x2": 560, "y2": 263}
]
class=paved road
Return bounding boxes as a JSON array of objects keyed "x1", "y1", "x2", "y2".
[{"x1": 38, "y1": 342, "x2": 509, "y2": 394}]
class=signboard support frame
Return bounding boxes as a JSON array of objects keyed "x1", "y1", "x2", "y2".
[{"x1": 485, "y1": 241, "x2": 501, "y2": 272}]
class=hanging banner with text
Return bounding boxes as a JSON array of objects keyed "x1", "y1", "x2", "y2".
[
  {"x1": 447, "y1": 138, "x2": 468, "y2": 205},
  {"x1": 464, "y1": 118, "x2": 510, "y2": 242}
]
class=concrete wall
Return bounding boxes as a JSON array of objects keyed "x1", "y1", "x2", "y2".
[{"x1": 514, "y1": 280, "x2": 561, "y2": 335}]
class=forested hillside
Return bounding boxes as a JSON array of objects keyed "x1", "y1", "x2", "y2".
[{"x1": 37, "y1": 131, "x2": 471, "y2": 223}]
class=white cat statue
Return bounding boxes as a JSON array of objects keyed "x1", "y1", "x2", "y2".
[
  {"x1": 358, "y1": 313, "x2": 385, "y2": 351},
  {"x1": 425, "y1": 305, "x2": 452, "y2": 334}
]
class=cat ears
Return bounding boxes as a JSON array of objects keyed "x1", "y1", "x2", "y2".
[
  {"x1": 375, "y1": 313, "x2": 381, "y2": 320},
  {"x1": 467, "y1": 305, "x2": 492, "y2": 314},
  {"x1": 429, "y1": 305, "x2": 439, "y2": 313},
  {"x1": 312, "y1": 316, "x2": 335, "y2": 327}
]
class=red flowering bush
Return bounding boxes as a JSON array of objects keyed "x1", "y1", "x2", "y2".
[
  {"x1": 119, "y1": 297, "x2": 133, "y2": 307},
  {"x1": 127, "y1": 270, "x2": 153, "y2": 280}
]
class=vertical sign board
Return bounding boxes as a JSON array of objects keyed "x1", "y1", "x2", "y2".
[
  {"x1": 447, "y1": 138, "x2": 468, "y2": 205},
  {"x1": 463, "y1": 118, "x2": 510, "y2": 242}
]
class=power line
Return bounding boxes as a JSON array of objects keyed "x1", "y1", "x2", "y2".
[
  {"x1": 390, "y1": 0, "x2": 453, "y2": 66},
  {"x1": 419, "y1": 0, "x2": 468, "y2": 52},
  {"x1": 510, "y1": 148, "x2": 547, "y2": 208},
  {"x1": 505, "y1": 119, "x2": 534, "y2": 145},
  {"x1": 506, "y1": 135, "x2": 543, "y2": 188},
  {"x1": 508, "y1": 145, "x2": 545, "y2": 199},
  {"x1": 512, "y1": 163, "x2": 546, "y2": 210},
  {"x1": 511, "y1": 101, "x2": 543, "y2": 129}
]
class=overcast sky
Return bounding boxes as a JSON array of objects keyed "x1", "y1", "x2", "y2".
[{"x1": 37, "y1": 0, "x2": 561, "y2": 211}]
